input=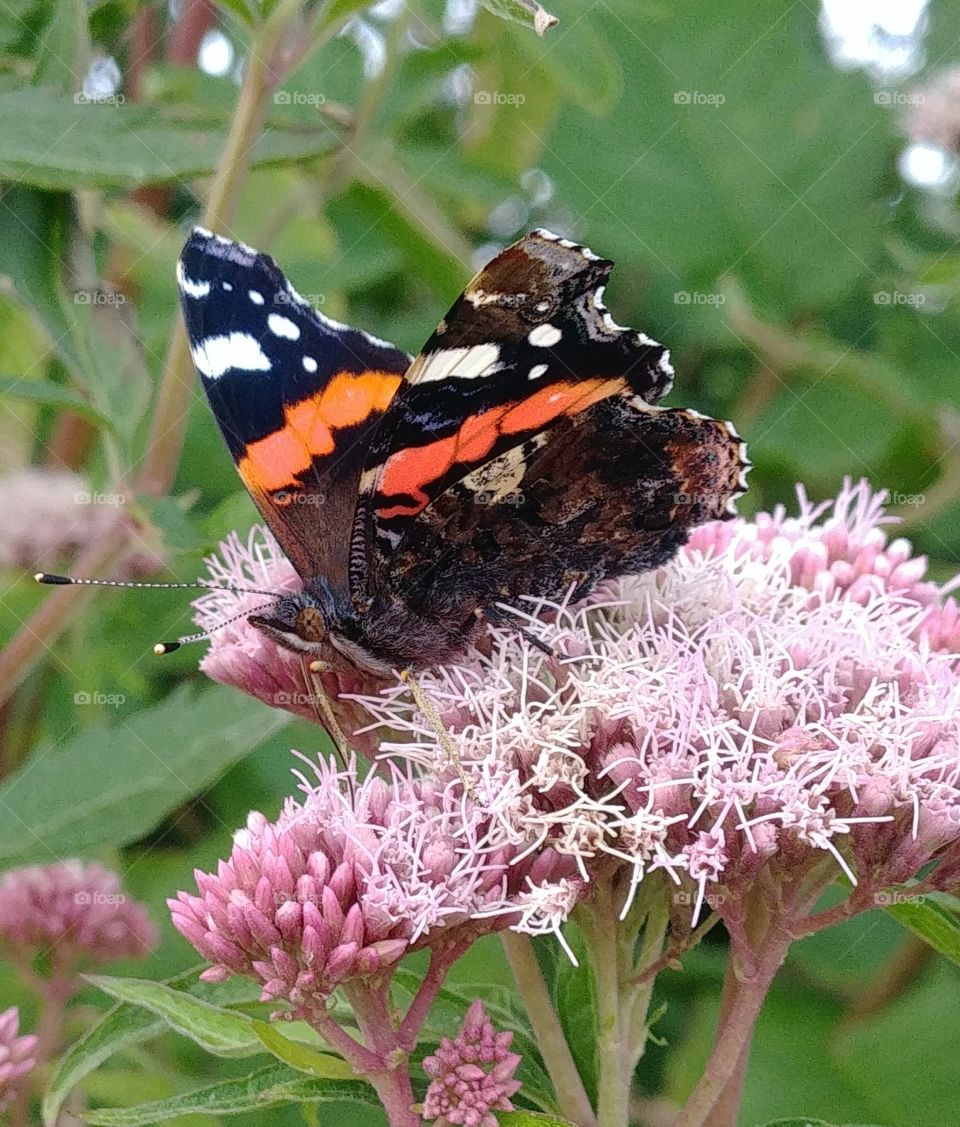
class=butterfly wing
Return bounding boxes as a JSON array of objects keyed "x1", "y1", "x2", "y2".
[
  {"x1": 381, "y1": 396, "x2": 750, "y2": 623},
  {"x1": 358, "y1": 230, "x2": 676, "y2": 556},
  {"x1": 178, "y1": 229, "x2": 410, "y2": 591}
]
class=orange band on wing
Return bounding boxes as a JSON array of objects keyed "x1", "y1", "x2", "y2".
[
  {"x1": 239, "y1": 370, "x2": 402, "y2": 494},
  {"x1": 376, "y1": 377, "x2": 623, "y2": 518}
]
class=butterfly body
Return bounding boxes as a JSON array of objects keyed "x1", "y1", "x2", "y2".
[{"x1": 179, "y1": 228, "x2": 749, "y2": 674}]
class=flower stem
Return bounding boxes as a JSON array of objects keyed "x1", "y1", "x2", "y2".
[
  {"x1": 501, "y1": 931, "x2": 598, "y2": 1127},
  {"x1": 398, "y1": 942, "x2": 468, "y2": 1050},
  {"x1": 136, "y1": 16, "x2": 282, "y2": 497},
  {"x1": 0, "y1": 9, "x2": 297, "y2": 707},
  {"x1": 576, "y1": 879, "x2": 634, "y2": 1127},
  {"x1": 10, "y1": 970, "x2": 78, "y2": 1127},
  {"x1": 343, "y1": 983, "x2": 420, "y2": 1127},
  {"x1": 672, "y1": 932, "x2": 790, "y2": 1127}
]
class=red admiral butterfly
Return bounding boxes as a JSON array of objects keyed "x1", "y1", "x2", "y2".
[
  {"x1": 175, "y1": 228, "x2": 749, "y2": 675},
  {"x1": 40, "y1": 230, "x2": 749, "y2": 679}
]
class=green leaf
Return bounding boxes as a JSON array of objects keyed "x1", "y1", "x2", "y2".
[
  {"x1": 886, "y1": 892, "x2": 960, "y2": 966},
  {"x1": 0, "y1": 372, "x2": 116, "y2": 432},
  {"x1": 32, "y1": 0, "x2": 91, "y2": 91},
  {"x1": 479, "y1": 0, "x2": 558, "y2": 35},
  {"x1": 43, "y1": 969, "x2": 262, "y2": 1126},
  {"x1": 0, "y1": 684, "x2": 291, "y2": 867},
  {"x1": 0, "y1": 187, "x2": 88, "y2": 379},
  {"x1": 211, "y1": 0, "x2": 257, "y2": 26},
  {"x1": 250, "y1": 1020, "x2": 356, "y2": 1079},
  {"x1": 0, "y1": 89, "x2": 337, "y2": 190},
  {"x1": 541, "y1": 0, "x2": 888, "y2": 311},
  {"x1": 138, "y1": 496, "x2": 207, "y2": 553},
  {"x1": 80, "y1": 1063, "x2": 377, "y2": 1125},
  {"x1": 310, "y1": 0, "x2": 389, "y2": 44},
  {"x1": 87, "y1": 977, "x2": 263, "y2": 1058},
  {"x1": 758, "y1": 1121, "x2": 885, "y2": 1127}
]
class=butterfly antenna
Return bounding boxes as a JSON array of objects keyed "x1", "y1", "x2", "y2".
[
  {"x1": 154, "y1": 601, "x2": 277, "y2": 655},
  {"x1": 34, "y1": 573, "x2": 280, "y2": 598}
]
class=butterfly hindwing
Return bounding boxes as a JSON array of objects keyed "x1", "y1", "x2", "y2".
[
  {"x1": 178, "y1": 229, "x2": 410, "y2": 590},
  {"x1": 382, "y1": 397, "x2": 750, "y2": 621}
]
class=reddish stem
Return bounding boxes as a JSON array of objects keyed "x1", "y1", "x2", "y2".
[
  {"x1": 672, "y1": 929, "x2": 791, "y2": 1127},
  {"x1": 397, "y1": 941, "x2": 468, "y2": 1050}
]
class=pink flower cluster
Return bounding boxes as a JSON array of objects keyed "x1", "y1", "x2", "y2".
[
  {"x1": 0, "y1": 1008, "x2": 36, "y2": 1113},
  {"x1": 0, "y1": 860, "x2": 158, "y2": 968},
  {"x1": 170, "y1": 757, "x2": 577, "y2": 1013},
  {"x1": 352, "y1": 480, "x2": 960, "y2": 924},
  {"x1": 422, "y1": 1000, "x2": 522, "y2": 1127},
  {"x1": 193, "y1": 530, "x2": 387, "y2": 750},
  {"x1": 0, "y1": 467, "x2": 162, "y2": 574}
]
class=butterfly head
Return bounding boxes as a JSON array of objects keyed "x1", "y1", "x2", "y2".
[{"x1": 248, "y1": 590, "x2": 329, "y2": 655}]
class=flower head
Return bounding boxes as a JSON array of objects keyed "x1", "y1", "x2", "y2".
[
  {"x1": 0, "y1": 860, "x2": 158, "y2": 969},
  {"x1": 354, "y1": 480, "x2": 960, "y2": 928},
  {"x1": 0, "y1": 468, "x2": 161, "y2": 574},
  {"x1": 192, "y1": 529, "x2": 388, "y2": 750},
  {"x1": 170, "y1": 757, "x2": 577, "y2": 1014},
  {"x1": 422, "y1": 1000, "x2": 522, "y2": 1127},
  {"x1": 0, "y1": 1008, "x2": 36, "y2": 1113},
  {"x1": 904, "y1": 64, "x2": 960, "y2": 154}
]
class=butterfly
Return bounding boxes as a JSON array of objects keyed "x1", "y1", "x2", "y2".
[{"x1": 175, "y1": 228, "x2": 749, "y2": 676}]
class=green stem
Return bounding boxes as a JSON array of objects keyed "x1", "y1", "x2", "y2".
[
  {"x1": 626, "y1": 886, "x2": 670, "y2": 1071},
  {"x1": 136, "y1": 16, "x2": 283, "y2": 496},
  {"x1": 0, "y1": 9, "x2": 301, "y2": 708},
  {"x1": 577, "y1": 881, "x2": 632, "y2": 1127},
  {"x1": 501, "y1": 932, "x2": 598, "y2": 1127}
]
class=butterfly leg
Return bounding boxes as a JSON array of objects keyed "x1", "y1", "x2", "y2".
[
  {"x1": 302, "y1": 657, "x2": 350, "y2": 766},
  {"x1": 481, "y1": 606, "x2": 560, "y2": 658},
  {"x1": 398, "y1": 668, "x2": 473, "y2": 790}
]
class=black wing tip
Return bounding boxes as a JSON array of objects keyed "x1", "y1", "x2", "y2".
[{"x1": 180, "y1": 227, "x2": 263, "y2": 272}]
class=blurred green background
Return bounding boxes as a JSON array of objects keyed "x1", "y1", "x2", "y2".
[{"x1": 1, "y1": 0, "x2": 959, "y2": 1123}]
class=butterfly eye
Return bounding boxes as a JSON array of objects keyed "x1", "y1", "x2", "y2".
[{"x1": 296, "y1": 605, "x2": 326, "y2": 642}]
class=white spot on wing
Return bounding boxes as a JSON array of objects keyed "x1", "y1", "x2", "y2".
[
  {"x1": 191, "y1": 333, "x2": 271, "y2": 379},
  {"x1": 528, "y1": 323, "x2": 562, "y2": 347},
  {"x1": 528, "y1": 363, "x2": 549, "y2": 380},
  {"x1": 248, "y1": 290, "x2": 264, "y2": 305},
  {"x1": 268, "y1": 313, "x2": 300, "y2": 340},
  {"x1": 176, "y1": 261, "x2": 210, "y2": 299},
  {"x1": 408, "y1": 343, "x2": 501, "y2": 383},
  {"x1": 222, "y1": 281, "x2": 233, "y2": 291},
  {"x1": 302, "y1": 356, "x2": 318, "y2": 373}
]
